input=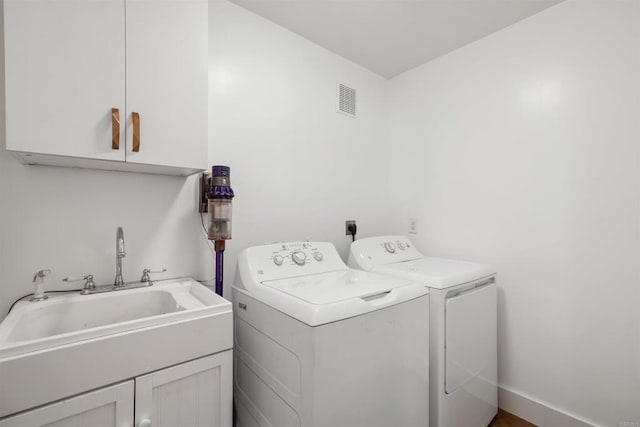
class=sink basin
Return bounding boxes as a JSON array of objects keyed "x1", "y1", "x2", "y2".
[
  {"x1": 0, "y1": 277, "x2": 232, "y2": 417},
  {"x1": 2, "y1": 290, "x2": 182, "y2": 342},
  {"x1": 0, "y1": 277, "x2": 225, "y2": 358}
]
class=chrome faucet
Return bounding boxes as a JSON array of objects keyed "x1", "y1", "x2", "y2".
[
  {"x1": 114, "y1": 226, "x2": 126, "y2": 286},
  {"x1": 65, "y1": 227, "x2": 166, "y2": 296}
]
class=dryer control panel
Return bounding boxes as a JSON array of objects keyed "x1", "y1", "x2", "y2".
[
  {"x1": 348, "y1": 235, "x2": 423, "y2": 271},
  {"x1": 236, "y1": 241, "x2": 347, "y2": 285}
]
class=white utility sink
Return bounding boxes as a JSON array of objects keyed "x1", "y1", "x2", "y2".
[
  {"x1": 0, "y1": 277, "x2": 233, "y2": 418},
  {"x1": 0, "y1": 278, "x2": 224, "y2": 358},
  {"x1": 1, "y1": 290, "x2": 183, "y2": 343}
]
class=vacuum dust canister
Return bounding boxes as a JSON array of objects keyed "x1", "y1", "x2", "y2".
[{"x1": 208, "y1": 165, "x2": 235, "y2": 241}]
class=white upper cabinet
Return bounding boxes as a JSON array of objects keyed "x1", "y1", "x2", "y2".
[
  {"x1": 4, "y1": 0, "x2": 126, "y2": 162},
  {"x1": 125, "y1": 0, "x2": 208, "y2": 171},
  {"x1": 3, "y1": 0, "x2": 208, "y2": 176}
]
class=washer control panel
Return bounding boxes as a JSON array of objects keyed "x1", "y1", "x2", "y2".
[
  {"x1": 238, "y1": 241, "x2": 346, "y2": 284},
  {"x1": 382, "y1": 238, "x2": 414, "y2": 254},
  {"x1": 269, "y1": 242, "x2": 326, "y2": 267},
  {"x1": 348, "y1": 235, "x2": 423, "y2": 271}
]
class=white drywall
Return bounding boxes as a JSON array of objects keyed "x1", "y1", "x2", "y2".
[
  {"x1": 206, "y1": 0, "x2": 390, "y2": 292},
  {"x1": 387, "y1": 1, "x2": 640, "y2": 425}
]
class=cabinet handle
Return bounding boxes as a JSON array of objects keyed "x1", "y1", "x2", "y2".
[
  {"x1": 132, "y1": 112, "x2": 141, "y2": 152},
  {"x1": 111, "y1": 108, "x2": 120, "y2": 150}
]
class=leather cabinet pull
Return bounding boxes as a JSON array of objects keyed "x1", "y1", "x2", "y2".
[
  {"x1": 132, "y1": 112, "x2": 140, "y2": 152},
  {"x1": 111, "y1": 108, "x2": 120, "y2": 150}
]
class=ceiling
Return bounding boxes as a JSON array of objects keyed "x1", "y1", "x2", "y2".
[{"x1": 230, "y1": 0, "x2": 563, "y2": 78}]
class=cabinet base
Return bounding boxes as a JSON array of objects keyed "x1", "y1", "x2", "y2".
[{"x1": 9, "y1": 150, "x2": 205, "y2": 177}]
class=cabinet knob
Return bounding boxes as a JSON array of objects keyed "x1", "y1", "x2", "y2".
[{"x1": 138, "y1": 419, "x2": 151, "y2": 427}]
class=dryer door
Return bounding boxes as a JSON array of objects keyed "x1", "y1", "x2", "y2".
[{"x1": 445, "y1": 280, "x2": 497, "y2": 394}]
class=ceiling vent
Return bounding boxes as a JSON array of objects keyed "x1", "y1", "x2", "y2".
[{"x1": 337, "y1": 83, "x2": 356, "y2": 117}]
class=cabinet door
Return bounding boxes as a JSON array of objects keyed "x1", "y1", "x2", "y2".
[
  {"x1": 0, "y1": 381, "x2": 133, "y2": 427},
  {"x1": 135, "y1": 351, "x2": 232, "y2": 427},
  {"x1": 3, "y1": 0, "x2": 126, "y2": 161},
  {"x1": 125, "y1": 0, "x2": 208, "y2": 171}
]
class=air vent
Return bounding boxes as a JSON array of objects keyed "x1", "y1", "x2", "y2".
[{"x1": 337, "y1": 83, "x2": 356, "y2": 117}]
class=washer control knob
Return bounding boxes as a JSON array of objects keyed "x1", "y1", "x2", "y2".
[
  {"x1": 384, "y1": 242, "x2": 396, "y2": 253},
  {"x1": 291, "y1": 251, "x2": 307, "y2": 266},
  {"x1": 397, "y1": 242, "x2": 406, "y2": 250},
  {"x1": 313, "y1": 251, "x2": 323, "y2": 261},
  {"x1": 273, "y1": 255, "x2": 284, "y2": 266}
]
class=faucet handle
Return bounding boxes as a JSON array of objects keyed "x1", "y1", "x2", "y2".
[
  {"x1": 141, "y1": 268, "x2": 167, "y2": 284},
  {"x1": 63, "y1": 275, "x2": 88, "y2": 283},
  {"x1": 63, "y1": 274, "x2": 96, "y2": 293}
]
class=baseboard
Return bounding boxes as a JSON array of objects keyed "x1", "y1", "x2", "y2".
[{"x1": 498, "y1": 385, "x2": 598, "y2": 427}]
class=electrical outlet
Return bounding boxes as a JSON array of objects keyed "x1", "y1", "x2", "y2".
[
  {"x1": 408, "y1": 217, "x2": 418, "y2": 234},
  {"x1": 199, "y1": 172, "x2": 211, "y2": 213},
  {"x1": 345, "y1": 220, "x2": 356, "y2": 235}
]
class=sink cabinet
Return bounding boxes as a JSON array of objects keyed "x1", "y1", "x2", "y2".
[
  {"x1": 0, "y1": 381, "x2": 134, "y2": 427},
  {"x1": 135, "y1": 351, "x2": 232, "y2": 427},
  {"x1": 2, "y1": 0, "x2": 208, "y2": 176},
  {"x1": 0, "y1": 352, "x2": 232, "y2": 427}
]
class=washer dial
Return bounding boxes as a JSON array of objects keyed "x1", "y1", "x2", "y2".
[
  {"x1": 273, "y1": 255, "x2": 284, "y2": 266},
  {"x1": 384, "y1": 242, "x2": 396, "y2": 253},
  {"x1": 291, "y1": 251, "x2": 307, "y2": 265},
  {"x1": 313, "y1": 251, "x2": 323, "y2": 261}
]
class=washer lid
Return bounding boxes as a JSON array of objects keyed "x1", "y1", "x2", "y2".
[
  {"x1": 262, "y1": 269, "x2": 415, "y2": 305},
  {"x1": 374, "y1": 257, "x2": 495, "y2": 290},
  {"x1": 237, "y1": 270, "x2": 427, "y2": 327}
]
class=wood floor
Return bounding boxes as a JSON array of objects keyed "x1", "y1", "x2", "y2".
[{"x1": 489, "y1": 409, "x2": 537, "y2": 427}]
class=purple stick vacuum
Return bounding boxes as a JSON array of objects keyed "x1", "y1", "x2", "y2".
[{"x1": 207, "y1": 165, "x2": 234, "y2": 296}]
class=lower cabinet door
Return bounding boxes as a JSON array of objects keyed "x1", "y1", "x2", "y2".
[
  {"x1": 134, "y1": 351, "x2": 232, "y2": 427},
  {"x1": 0, "y1": 381, "x2": 134, "y2": 427}
]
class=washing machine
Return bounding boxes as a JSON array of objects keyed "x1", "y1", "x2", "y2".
[
  {"x1": 349, "y1": 236, "x2": 497, "y2": 427},
  {"x1": 233, "y1": 241, "x2": 429, "y2": 427}
]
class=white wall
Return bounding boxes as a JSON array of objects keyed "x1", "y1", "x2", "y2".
[
  {"x1": 207, "y1": 0, "x2": 390, "y2": 291},
  {"x1": 0, "y1": 139, "x2": 212, "y2": 320},
  {"x1": 0, "y1": 153, "x2": 212, "y2": 320},
  {"x1": 0, "y1": 0, "x2": 389, "y2": 318},
  {"x1": 387, "y1": 1, "x2": 640, "y2": 426}
]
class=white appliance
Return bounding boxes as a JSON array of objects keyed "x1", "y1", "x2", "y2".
[
  {"x1": 233, "y1": 241, "x2": 430, "y2": 427},
  {"x1": 349, "y1": 236, "x2": 497, "y2": 427}
]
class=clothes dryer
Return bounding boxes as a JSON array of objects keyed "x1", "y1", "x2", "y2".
[
  {"x1": 349, "y1": 236, "x2": 497, "y2": 427},
  {"x1": 233, "y1": 241, "x2": 430, "y2": 427}
]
